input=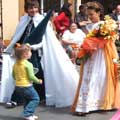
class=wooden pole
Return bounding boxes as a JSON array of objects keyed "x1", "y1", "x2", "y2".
[{"x1": 19, "y1": 0, "x2": 25, "y2": 17}]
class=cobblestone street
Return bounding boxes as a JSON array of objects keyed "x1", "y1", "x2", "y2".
[{"x1": 0, "y1": 104, "x2": 116, "y2": 120}]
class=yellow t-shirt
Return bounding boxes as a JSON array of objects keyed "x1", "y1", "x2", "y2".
[{"x1": 13, "y1": 59, "x2": 39, "y2": 87}]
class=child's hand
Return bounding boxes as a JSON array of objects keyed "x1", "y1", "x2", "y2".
[{"x1": 39, "y1": 79, "x2": 43, "y2": 84}]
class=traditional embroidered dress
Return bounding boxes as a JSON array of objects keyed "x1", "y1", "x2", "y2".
[{"x1": 71, "y1": 21, "x2": 119, "y2": 113}]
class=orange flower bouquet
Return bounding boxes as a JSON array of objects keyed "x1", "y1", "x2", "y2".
[{"x1": 76, "y1": 15, "x2": 119, "y2": 65}]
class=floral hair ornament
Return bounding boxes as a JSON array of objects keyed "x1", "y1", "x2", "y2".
[
  {"x1": 15, "y1": 43, "x2": 21, "y2": 48},
  {"x1": 25, "y1": 43, "x2": 30, "y2": 47}
]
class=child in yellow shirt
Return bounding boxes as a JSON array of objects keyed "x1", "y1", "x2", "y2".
[{"x1": 13, "y1": 43, "x2": 42, "y2": 120}]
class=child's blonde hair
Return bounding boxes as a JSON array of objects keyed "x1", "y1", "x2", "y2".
[{"x1": 14, "y1": 43, "x2": 31, "y2": 60}]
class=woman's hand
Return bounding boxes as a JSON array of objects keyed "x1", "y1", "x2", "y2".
[{"x1": 30, "y1": 42, "x2": 43, "y2": 51}]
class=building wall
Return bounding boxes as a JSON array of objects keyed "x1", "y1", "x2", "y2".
[
  {"x1": 2, "y1": 0, "x2": 80, "y2": 41},
  {"x1": 2, "y1": 0, "x2": 20, "y2": 40}
]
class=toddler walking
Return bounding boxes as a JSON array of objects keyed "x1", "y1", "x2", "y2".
[{"x1": 13, "y1": 43, "x2": 42, "y2": 120}]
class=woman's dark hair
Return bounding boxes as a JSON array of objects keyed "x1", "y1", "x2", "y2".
[
  {"x1": 68, "y1": 21, "x2": 78, "y2": 30},
  {"x1": 24, "y1": 0, "x2": 40, "y2": 12},
  {"x1": 59, "y1": 3, "x2": 72, "y2": 18},
  {"x1": 79, "y1": 4, "x2": 86, "y2": 10},
  {"x1": 87, "y1": 1, "x2": 104, "y2": 20},
  {"x1": 69, "y1": 21, "x2": 77, "y2": 26},
  {"x1": 107, "y1": 3, "x2": 117, "y2": 14}
]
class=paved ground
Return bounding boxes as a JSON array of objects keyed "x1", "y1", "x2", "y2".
[{"x1": 0, "y1": 104, "x2": 116, "y2": 120}]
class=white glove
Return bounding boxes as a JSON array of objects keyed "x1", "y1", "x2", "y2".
[{"x1": 30, "y1": 42, "x2": 43, "y2": 51}]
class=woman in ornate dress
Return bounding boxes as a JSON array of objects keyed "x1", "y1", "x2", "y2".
[{"x1": 71, "y1": 1, "x2": 119, "y2": 115}]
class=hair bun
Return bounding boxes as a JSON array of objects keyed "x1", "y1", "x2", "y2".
[
  {"x1": 86, "y1": 1, "x2": 104, "y2": 11},
  {"x1": 25, "y1": 43, "x2": 30, "y2": 47},
  {"x1": 86, "y1": 1, "x2": 104, "y2": 20}
]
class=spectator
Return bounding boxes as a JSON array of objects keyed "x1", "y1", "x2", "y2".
[
  {"x1": 54, "y1": 2, "x2": 73, "y2": 38},
  {"x1": 62, "y1": 22, "x2": 86, "y2": 62},
  {"x1": 110, "y1": 4, "x2": 120, "y2": 56},
  {"x1": 75, "y1": 4, "x2": 91, "y2": 34}
]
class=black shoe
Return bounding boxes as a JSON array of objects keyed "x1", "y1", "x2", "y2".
[{"x1": 73, "y1": 112, "x2": 86, "y2": 116}]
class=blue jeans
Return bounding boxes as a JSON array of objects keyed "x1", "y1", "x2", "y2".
[{"x1": 15, "y1": 86, "x2": 40, "y2": 117}]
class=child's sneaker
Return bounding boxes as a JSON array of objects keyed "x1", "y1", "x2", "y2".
[
  {"x1": 24, "y1": 116, "x2": 35, "y2": 120},
  {"x1": 32, "y1": 115, "x2": 38, "y2": 119}
]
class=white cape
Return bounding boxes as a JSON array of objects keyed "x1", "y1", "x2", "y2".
[
  {"x1": 0, "y1": 22, "x2": 79, "y2": 107},
  {"x1": 42, "y1": 25, "x2": 79, "y2": 107},
  {"x1": 0, "y1": 54, "x2": 15, "y2": 102}
]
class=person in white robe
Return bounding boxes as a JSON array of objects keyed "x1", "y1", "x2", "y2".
[
  {"x1": 0, "y1": 0, "x2": 44, "y2": 104},
  {"x1": 0, "y1": 1, "x2": 79, "y2": 107}
]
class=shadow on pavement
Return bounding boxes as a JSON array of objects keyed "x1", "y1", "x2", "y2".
[
  {"x1": 39, "y1": 105, "x2": 71, "y2": 115},
  {"x1": 0, "y1": 115, "x2": 22, "y2": 120}
]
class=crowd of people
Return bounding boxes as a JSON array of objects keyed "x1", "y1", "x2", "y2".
[{"x1": 0, "y1": 0, "x2": 120, "y2": 120}]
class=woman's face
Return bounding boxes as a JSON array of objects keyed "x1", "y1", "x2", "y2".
[
  {"x1": 87, "y1": 9, "x2": 100, "y2": 23},
  {"x1": 116, "y1": 5, "x2": 120, "y2": 15},
  {"x1": 70, "y1": 23, "x2": 77, "y2": 33},
  {"x1": 69, "y1": 5, "x2": 73, "y2": 13},
  {"x1": 26, "y1": 6, "x2": 39, "y2": 17}
]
